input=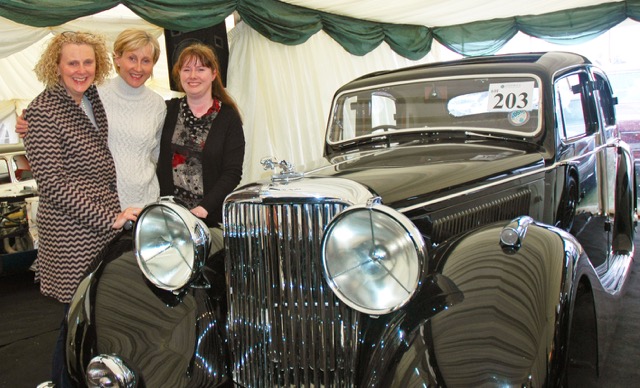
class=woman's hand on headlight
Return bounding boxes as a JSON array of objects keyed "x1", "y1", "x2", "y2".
[
  {"x1": 191, "y1": 206, "x2": 208, "y2": 219},
  {"x1": 112, "y1": 207, "x2": 141, "y2": 229}
]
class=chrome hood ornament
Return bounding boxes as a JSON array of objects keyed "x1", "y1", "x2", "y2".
[{"x1": 261, "y1": 157, "x2": 304, "y2": 182}]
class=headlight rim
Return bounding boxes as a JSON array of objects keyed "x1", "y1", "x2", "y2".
[
  {"x1": 321, "y1": 202, "x2": 427, "y2": 316},
  {"x1": 133, "y1": 197, "x2": 211, "y2": 292}
]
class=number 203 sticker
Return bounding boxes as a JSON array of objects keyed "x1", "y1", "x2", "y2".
[{"x1": 488, "y1": 81, "x2": 535, "y2": 112}]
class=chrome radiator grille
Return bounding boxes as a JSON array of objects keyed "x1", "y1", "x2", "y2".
[{"x1": 224, "y1": 201, "x2": 361, "y2": 387}]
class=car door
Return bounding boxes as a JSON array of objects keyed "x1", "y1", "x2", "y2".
[
  {"x1": 591, "y1": 69, "x2": 619, "y2": 218},
  {"x1": 591, "y1": 68, "x2": 634, "y2": 256},
  {"x1": 554, "y1": 69, "x2": 610, "y2": 268}
]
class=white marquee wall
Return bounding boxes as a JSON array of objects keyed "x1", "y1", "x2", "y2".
[{"x1": 1, "y1": 4, "x2": 638, "y2": 186}]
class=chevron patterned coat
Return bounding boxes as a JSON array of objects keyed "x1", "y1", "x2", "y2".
[{"x1": 24, "y1": 83, "x2": 120, "y2": 303}]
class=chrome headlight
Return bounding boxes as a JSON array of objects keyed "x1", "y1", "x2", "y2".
[
  {"x1": 133, "y1": 198, "x2": 211, "y2": 292},
  {"x1": 321, "y1": 202, "x2": 427, "y2": 315},
  {"x1": 86, "y1": 355, "x2": 136, "y2": 388}
]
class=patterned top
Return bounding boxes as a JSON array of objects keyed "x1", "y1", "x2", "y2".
[
  {"x1": 157, "y1": 98, "x2": 245, "y2": 227},
  {"x1": 170, "y1": 97, "x2": 221, "y2": 209},
  {"x1": 24, "y1": 83, "x2": 120, "y2": 303}
]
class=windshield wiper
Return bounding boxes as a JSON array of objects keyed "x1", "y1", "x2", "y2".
[{"x1": 464, "y1": 130, "x2": 536, "y2": 146}]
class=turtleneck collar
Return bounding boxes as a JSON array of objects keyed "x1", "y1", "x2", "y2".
[{"x1": 111, "y1": 74, "x2": 147, "y2": 99}]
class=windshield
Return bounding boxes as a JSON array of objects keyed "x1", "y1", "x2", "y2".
[{"x1": 327, "y1": 75, "x2": 542, "y2": 144}]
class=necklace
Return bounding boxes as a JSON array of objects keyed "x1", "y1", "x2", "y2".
[
  {"x1": 180, "y1": 97, "x2": 221, "y2": 126},
  {"x1": 80, "y1": 96, "x2": 90, "y2": 114}
]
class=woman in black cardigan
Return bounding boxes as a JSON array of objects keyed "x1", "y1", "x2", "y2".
[{"x1": 157, "y1": 43, "x2": 245, "y2": 239}]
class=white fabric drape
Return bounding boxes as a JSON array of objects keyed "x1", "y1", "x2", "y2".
[
  {"x1": 0, "y1": 6, "x2": 166, "y2": 134},
  {"x1": 0, "y1": 100, "x2": 20, "y2": 143},
  {"x1": 0, "y1": 17, "x2": 49, "y2": 56},
  {"x1": 226, "y1": 22, "x2": 460, "y2": 184},
  {"x1": 0, "y1": 10, "x2": 162, "y2": 59}
]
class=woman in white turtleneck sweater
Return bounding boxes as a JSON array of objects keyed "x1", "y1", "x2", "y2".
[{"x1": 99, "y1": 29, "x2": 166, "y2": 209}]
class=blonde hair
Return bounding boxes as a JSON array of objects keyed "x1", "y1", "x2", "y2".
[
  {"x1": 34, "y1": 31, "x2": 112, "y2": 88},
  {"x1": 171, "y1": 43, "x2": 240, "y2": 116},
  {"x1": 112, "y1": 29, "x2": 161, "y2": 71}
]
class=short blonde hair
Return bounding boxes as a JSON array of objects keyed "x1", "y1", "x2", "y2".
[
  {"x1": 112, "y1": 29, "x2": 161, "y2": 71},
  {"x1": 34, "y1": 31, "x2": 112, "y2": 88}
]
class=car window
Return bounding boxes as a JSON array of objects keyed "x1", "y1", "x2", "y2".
[
  {"x1": 593, "y1": 72, "x2": 616, "y2": 128},
  {"x1": 555, "y1": 73, "x2": 587, "y2": 139},
  {"x1": 328, "y1": 75, "x2": 542, "y2": 144},
  {"x1": 0, "y1": 158, "x2": 10, "y2": 184}
]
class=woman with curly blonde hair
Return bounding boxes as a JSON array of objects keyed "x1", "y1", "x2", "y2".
[
  {"x1": 24, "y1": 31, "x2": 140, "y2": 387},
  {"x1": 34, "y1": 31, "x2": 112, "y2": 90}
]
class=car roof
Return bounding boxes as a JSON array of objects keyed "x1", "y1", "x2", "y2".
[
  {"x1": 336, "y1": 51, "x2": 592, "y2": 93},
  {"x1": 0, "y1": 143, "x2": 26, "y2": 155}
]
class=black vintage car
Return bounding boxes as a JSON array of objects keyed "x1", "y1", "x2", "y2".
[{"x1": 66, "y1": 51, "x2": 636, "y2": 387}]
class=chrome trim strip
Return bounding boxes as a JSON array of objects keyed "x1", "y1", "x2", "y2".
[
  {"x1": 397, "y1": 142, "x2": 614, "y2": 214},
  {"x1": 228, "y1": 177, "x2": 376, "y2": 207}
]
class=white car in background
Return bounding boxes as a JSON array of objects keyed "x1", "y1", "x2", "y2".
[
  {"x1": 0, "y1": 143, "x2": 36, "y2": 200},
  {"x1": 0, "y1": 143, "x2": 38, "y2": 274}
]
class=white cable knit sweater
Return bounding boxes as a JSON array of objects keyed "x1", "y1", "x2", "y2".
[{"x1": 98, "y1": 76, "x2": 167, "y2": 209}]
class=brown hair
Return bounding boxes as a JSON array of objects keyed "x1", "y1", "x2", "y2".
[
  {"x1": 34, "y1": 31, "x2": 112, "y2": 88},
  {"x1": 112, "y1": 29, "x2": 161, "y2": 71},
  {"x1": 171, "y1": 43, "x2": 240, "y2": 116}
]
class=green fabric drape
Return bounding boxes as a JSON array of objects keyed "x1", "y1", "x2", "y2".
[
  {"x1": 236, "y1": 0, "x2": 431, "y2": 58},
  {"x1": 433, "y1": 19, "x2": 518, "y2": 58},
  {"x1": 0, "y1": 0, "x2": 118, "y2": 27},
  {"x1": 519, "y1": 2, "x2": 628, "y2": 45},
  {"x1": 0, "y1": 0, "x2": 235, "y2": 30},
  {"x1": 236, "y1": 0, "x2": 320, "y2": 45},
  {"x1": 0, "y1": 0, "x2": 639, "y2": 59},
  {"x1": 127, "y1": 0, "x2": 234, "y2": 31},
  {"x1": 383, "y1": 24, "x2": 432, "y2": 61}
]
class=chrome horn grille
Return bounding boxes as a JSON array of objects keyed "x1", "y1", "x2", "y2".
[{"x1": 224, "y1": 200, "x2": 361, "y2": 387}]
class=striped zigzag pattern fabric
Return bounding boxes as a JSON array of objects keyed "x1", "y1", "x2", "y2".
[{"x1": 24, "y1": 84, "x2": 120, "y2": 303}]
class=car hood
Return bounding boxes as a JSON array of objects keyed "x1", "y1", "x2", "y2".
[{"x1": 297, "y1": 142, "x2": 544, "y2": 207}]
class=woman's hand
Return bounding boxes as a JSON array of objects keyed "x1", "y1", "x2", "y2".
[
  {"x1": 15, "y1": 110, "x2": 28, "y2": 138},
  {"x1": 191, "y1": 205, "x2": 208, "y2": 219},
  {"x1": 112, "y1": 207, "x2": 142, "y2": 229}
]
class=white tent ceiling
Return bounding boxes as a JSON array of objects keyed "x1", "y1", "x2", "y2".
[{"x1": 279, "y1": 0, "x2": 615, "y2": 26}]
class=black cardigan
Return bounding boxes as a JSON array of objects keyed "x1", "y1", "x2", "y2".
[{"x1": 157, "y1": 98, "x2": 245, "y2": 226}]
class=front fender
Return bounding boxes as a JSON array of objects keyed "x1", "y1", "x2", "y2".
[
  {"x1": 66, "y1": 248, "x2": 230, "y2": 387},
  {"x1": 359, "y1": 219, "x2": 583, "y2": 387},
  {"x1": 613, "y1": 143, "x2": 635, "y2": 253}
]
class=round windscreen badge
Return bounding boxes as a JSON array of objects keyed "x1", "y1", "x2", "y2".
[{"x1": 508, "y1": 110, "x2": 530, "y2": 126}]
